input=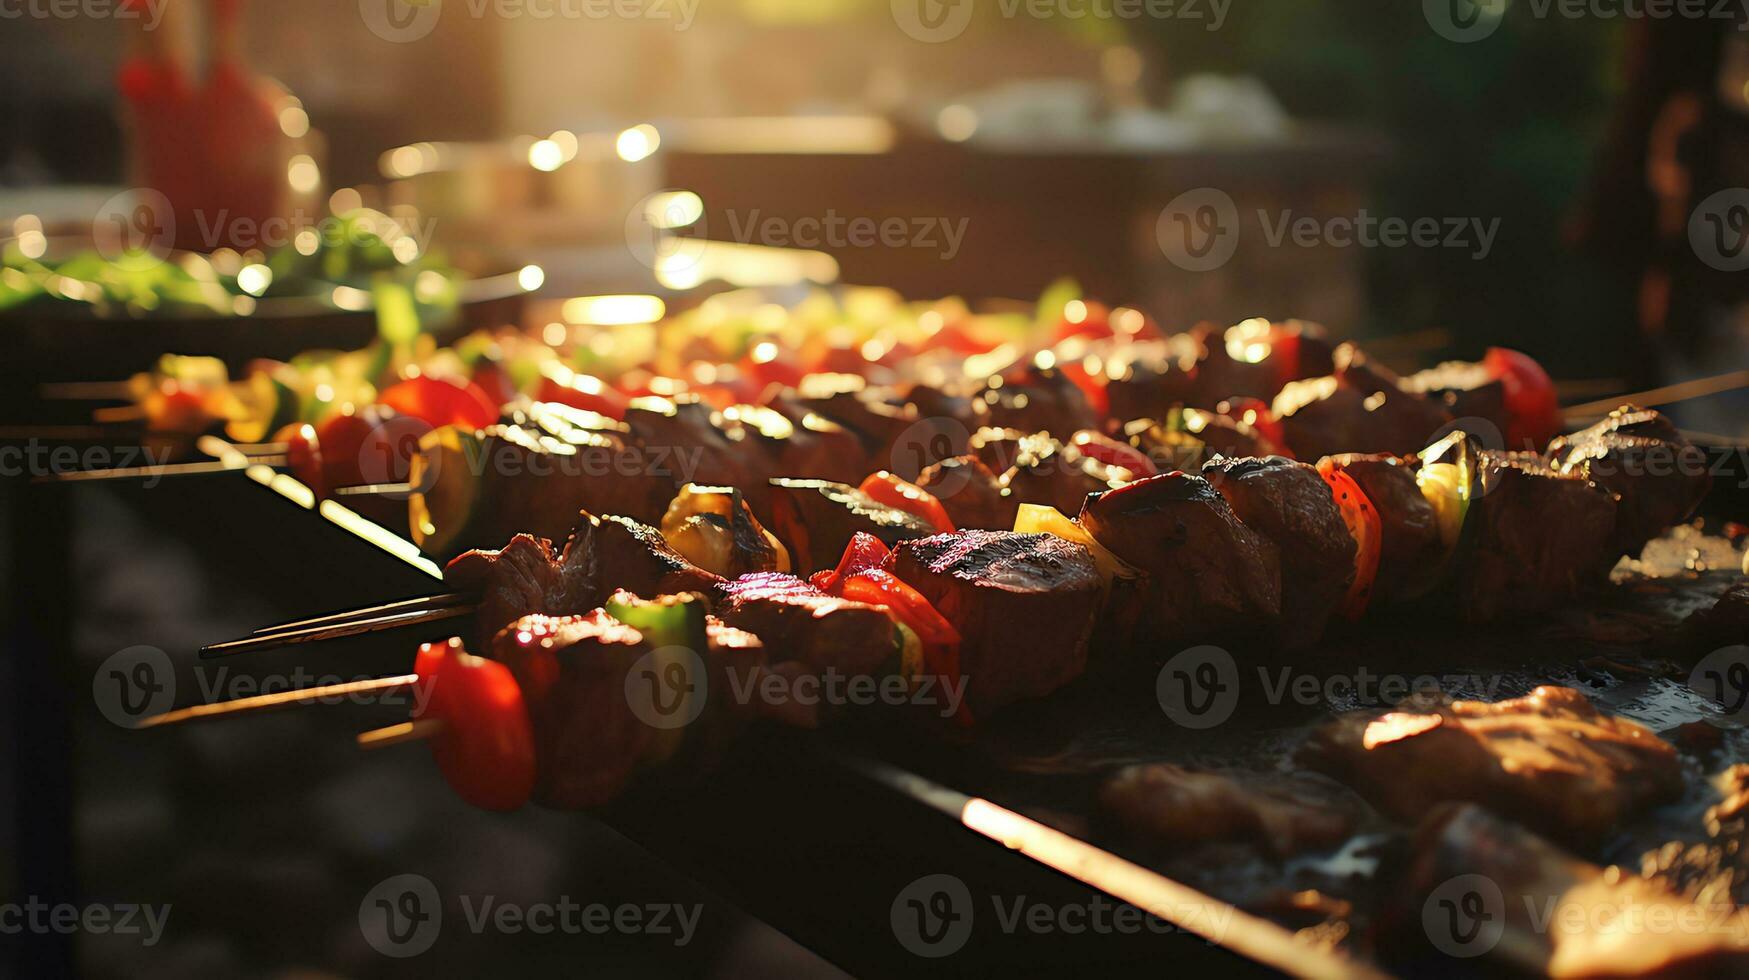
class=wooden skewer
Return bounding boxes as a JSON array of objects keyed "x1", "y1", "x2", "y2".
[
  {"x1": 36, "y1": 456, "x2": 286, "y2": 483},
  {"x1": 332, "y1": 482, "x2": 415, "y2": 496},
  {"x1": 1564, "y1": 368, "x2": 1749, "y2": 417},
  {"x1": 200, "y1": 603, "x2": 477, "y2": 659},
  {"x1": 358, "y1": 717, "x2": 445, "y2": 749},
  {"x1": 252, "y1": 592, "x2": 473, "y2": 636},
  {"x1": 135, "y1": 673, "x2": 419, "y2": 729},
  {"x1": 40, "y1": 381, "x2": 134, "y2": 400}
]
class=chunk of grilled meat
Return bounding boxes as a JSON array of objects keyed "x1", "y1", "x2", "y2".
[
  {"x1": 886, "y1": 530, "x2": 1102, "y2": 716},
  {"x1": 1402, "y1": 359, "x2": 1509, "y2": 436},
  {"x1": 915, "y1": 454, "x2": 1017, "y2": 530},
  {"x1": 1548, "y1": 406, "x2": 1710, "y2": 558},
  {"x1": 998, "y1": 434, "x2": 1128, "y2": 517},
  {"x1": 1301, "y1": 686, "x2": 1682, "y2": 847},
  {"x1": 445, "y1": 513, "x2": 721, "y2": 647},
  {"x1": 493, "y1": 605, "x2": 764, "y2": 809},
  {"x1": 1459, "y1": 451, "x2": 1619, "y2": 622},
  {"x1": 973, "y1": 362, "x2": 1099, "y2": 438},
  {"x1": 1202, "y1": 456, "x2": 1355, "y2": 643},
  {"x1": 1100, "y1": 764, "x2": 1363, "y2": 859},
  {"x1": 1320, "y1": 453, "x2": 1441, "y2": 603},
  {"x1": 1122, "y1": 411, "x2": 1277, "y2": 474},
  {"x1": 626, "y1": 395, "x2": 771, "y2": 521},
  {"x1": 1103, "y1": 336, "x2": 1199, "y2": 423},
  {"x1": 1273, "y1": 344, "x2": 1452, "y2": 460},
  {"x1": 1394, "y1": 804, "x2": 1749, "y2": 976},
  {"x1": 1080, "y1": 471, "x2": 1282, "y2": 645},
  {"x1": 766, "y1": 478, "x2": 936, "y2": 573},
  {"x1": 756, "y1": 392, "x2": 875, "y2": 485}
]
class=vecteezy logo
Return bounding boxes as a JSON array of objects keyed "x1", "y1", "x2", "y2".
[
  {"x1": 360, "y1": 0, "x2": 442, "y2": 43},
  {"x1": 1423, "y1": 0, "x2": 1505, "y2": 43},
  {"x1": 890, "y1": 874, "x2": 973, "y2": 957},
  {"x1": 624, "y1": 190, "x2": 709, "y2": 278},
  {"x1": 1690, "y1": 189, "x2": 1749, "y2": 272},
  {"x1": 359, "y1": 873, "x2": 442, "y2": 957},
  {"x1": 891, "y1": 0, "x2": 974, "y2": 42},
  {"x1": 92, "y1": 188, "x2": 174, "y2": 269},
  {"x1": 625, "y1": 645, "x2": 709, "y2": 730},
  {"x1": 1422, "y1": 874, "x2": 1504, "y2": 957},
  {"x1": 1689, "y1": 645, "x2": 1749, "y2": 719},
  {"x1": 1156, "y1": 645, "x2": 1239, "y2": 729},
  {"x1": 1156, "y1": 188, "x2": 1240, "y2": 273},
  {"x1": 889, "y1": 417, "x2": 970, "y2": 495},
  {"x1": 93, "y1": 646, "x2": 175, "y2": 727}
]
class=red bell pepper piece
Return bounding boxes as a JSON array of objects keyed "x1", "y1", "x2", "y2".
[
  {"x1": 413, "y1": 638, "x2": 537, "y2": 811},
  {"x1": 379, "y1": 375, "x2": 499, "y2": 430},
  {"x1": 1069, "y1": 430, "x2": 1157, "y2": 478},
  {"x1": 808, "y1": 531, "x2": 891, "y2": 593},
  {"x1": 1484, "y1": 347, "x2": 1561, "y2": 450},
  {"x1": 858, "y1": 472, "x2": 955, "y2": 533},
  {"x1": 1316, "y1": 461, "x2": 1383, "y2": 621}
]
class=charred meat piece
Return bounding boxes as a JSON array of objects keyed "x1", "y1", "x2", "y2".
[
  {"x1": 1103, "y1": 336, "x2": 1200, "y2": 423},
  {"x1": 1321, "y1": 453, "x2": 1441, "y2": 602},
  {"x1": 493, "y1": 610, "x2": 652, "y2": 808},
  {"x1": 717, "y1": 404, "x2": 859, "y2": 488},
  {"x1": 713, "y1": 572, "x2": 905, "y2": 722},
  {"x1": 625, "y1": 395, "x2": 771, "y2": 520},
  {"x1": 757, "y1": 392, "x2": 875, "y2": 484},
  {"x1": 1683, "y1": 582, "x2": 1749, "y2": 648},
  {"x1": 1100, "y1": 764, "x2": 1363, "y2": 859},
  {"x1": 1122, "y1": 411, "x2": 1276, "y2": 473},
  {"x1": 969, "y1": 426, "x2": 1030, "y2": 474},
  {"x1": 973, "y1": 362, "x2": 1099, "y2": 438},
  {"x1": 446, "y1": 513, "x2": 721, "y2": 648},
  {"x1": 1393, "y1": 804, "x2": 1749, "y2": 976},
  {"x1": 1458, "y1": 451, "x2": 1618, "y2": 622},
  {"x1": 1302, "y1": 686, "x2": 1682, "y2": 847},
  {"x1": 916, "y1": 455, "x2": 1017, "y2": 530},
  {"x1": 999, "y1": 433, "x2": 1127, "y2": 517},
  {"x1": 1548, "y1": 406, "x2": 1710, "y2": 558},
  {"x1": 886, "y1": 530, "x2": 1102, "y2": 716},
  {"x1": 1402, "y1": 359, "x2": 1509, "y2": 434},
  {"x1": 493, "y1": 605, "x2": 765, "y2": 809},
  {"x1": 1201, "y1": 456, "x2": 1355, "y2": 643},
  {"x1": 791, "y1": 376, "x2": 928, "y2": 476},
  {"x1": 766, "y1": 478, "x2": 936, "y2": 573},
  {"x1": 1191, "y1": 318, "x2": 1335, "y2": 407},
  {"x1": 1273, "y1": 344, "x2": 1452, "y2": 460},
  {"x1": 1080, "y1": 471, "x2": 1281, "y2": 644},
  {"x1": 446, "y1": 533, "x2": 594, "y2": 651},
  {"x1": 410, "y1": 422, "x2": 675, "y2": 556}
]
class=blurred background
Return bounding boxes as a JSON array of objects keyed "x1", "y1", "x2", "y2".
[{"x1": 2, "y1": 1, "x2": 1747, "y2": 977}]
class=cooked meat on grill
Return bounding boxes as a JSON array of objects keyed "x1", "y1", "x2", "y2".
[
  {"x1": 1395, "y1": 804, "x2": 1749, "y2": 976},
  {"x1": 766, "y1": 478, "x2": 936, "y2": 573},
  {"x1": 493, "y1": 602, "x2": 765, "y2": 809},
  {"x1": 445, "y1": 513, "x2": 721, "y2": 647},
  {"x1": 626, "y1": 395, "x2": 770, "y2": 520},
  {"x1": 1121, "y1": 411, "x2": 1277, "y2": 473},
  {"x1": 1683, "y1": 582, "x2": 1749, "y2": 648},
  {"x1": 1458, "y1": 451, "x2": 1619, "y2": 622},
  {"x1": 969, "y1": 425, "x2": 1030, "y2": 474},
  {"x1": 1079, "y1": 471, "x2": 1282, "y2": 644},
  {"x1": 1190, "y1": 319, "x2": 1336, "y2": 408},
  {"x1": 713, "y1": 572, "x2": 903, "y2": 679},
  {"x1": 885, "y1": 530, "x2": 1102, "y2": 716},
  {"x1": 1273, "y1": 345, "x2": 1452, "y2": 460},
  {"x1": 791, "y1": 378, "x2": 927, "y2": 476},
  {"x1": 1401, "y1": 359, "x2": 1509, "y2": 435},
  {"x1": 998, "y1": 434, "x2": 1126, "y2": 517},
  {"x1": 716, "y1": 404, "x2": 859, "y2": 488},
  {"x1": 973, "y1": 362, "x2": 1099, "y2": 438},
  {"x1": 756, "y1": 391, "x2": 876, "y2": 484},
  {"x1": 1301, "y1": 686, "x2": 1682, "y2": 847},
  {"x1": 1103, "y1": 336, "x2": 1199, "y2": 423},
  {"x1": 1548, "y1": 406, "x2": 1711, "y2": 558},
  {"x1": 915, "y1": 454, "x2": 1017, "y2": 530},
  {"x1": 1099, "y1": 764, "x2": 1363, "y2": 859},
  {"x1": 1320, "y1": 453, "x2": 1442, "y2": 602},
  {"x1": 1201, "y1": 456, "x2": 1355, "y2": 643}
]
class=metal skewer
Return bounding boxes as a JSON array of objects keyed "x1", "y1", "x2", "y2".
[
  {"x1": 201, "y1": 603, "x2": 476, "y2": 658},
  {"x1": 251, "y1": 592, "x2": 474, "y2": 636}
]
